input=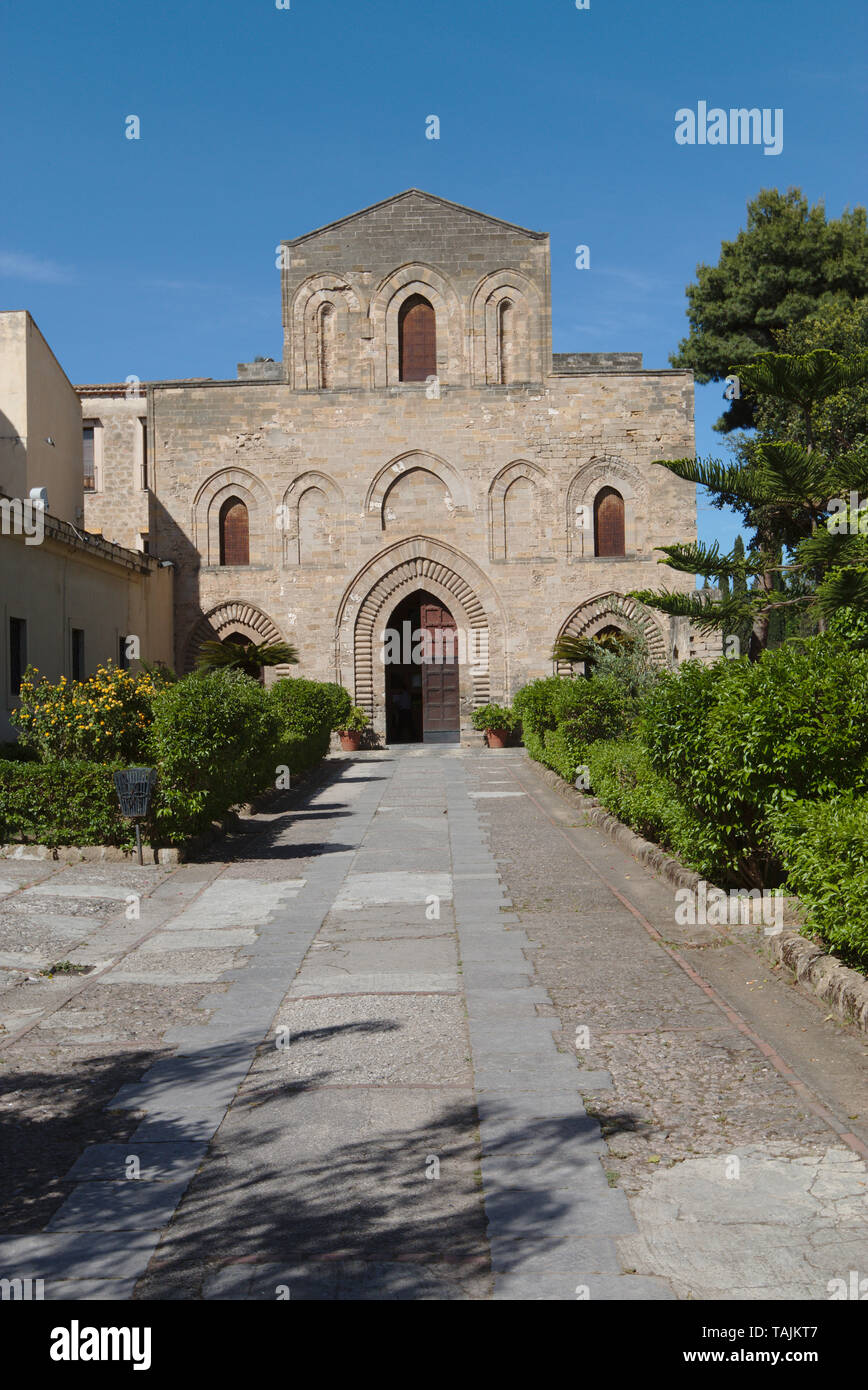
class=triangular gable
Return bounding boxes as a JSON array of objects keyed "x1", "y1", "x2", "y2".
[{"x1": 285, "y1": 189, "x2": 546, "y2": 246}]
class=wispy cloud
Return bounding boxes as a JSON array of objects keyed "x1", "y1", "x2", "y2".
[{"x1": 0, "y1": 251, "x2": 74, "y2": 284}]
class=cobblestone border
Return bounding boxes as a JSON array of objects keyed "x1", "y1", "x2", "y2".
[{"x1": 525, "y1": 756, "x2": 868, "y2": 1035}]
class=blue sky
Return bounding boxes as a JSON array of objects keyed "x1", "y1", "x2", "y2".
[{"x1": 1, "y1": 0, "x2": 864, "y2": 552}]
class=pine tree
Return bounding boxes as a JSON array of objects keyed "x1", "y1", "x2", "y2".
[{"x1": 630, "y1": 350, "x2": 868, "y2": 658}]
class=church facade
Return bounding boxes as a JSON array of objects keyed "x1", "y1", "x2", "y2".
[{"x1": 81, "y1": 190, "x2": 712, "y2": 743}]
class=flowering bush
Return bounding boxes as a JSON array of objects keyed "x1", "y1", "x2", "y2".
[
  {"x1": 2, "y1": 665, "x2": 349, "y2": 849},
  {"x1": 11, "y1": 663, "x2": 168, "y2": 764}
]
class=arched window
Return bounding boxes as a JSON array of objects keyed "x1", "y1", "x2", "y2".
[
  {"x1": 298, "y1": 485, "x2": 329, "y2": 564},
  {"x1": 497, "y1": 300, "x2": 513, "y2": 384},
  {"x1": 503, "y1": 475, "x2": 539, "y2": 558},
  {"x1": 594, "y1": 487, "x2": 626, "y2": 557},
  {"x1": 399, "y1": 294, "x2": 436, "y2": 381},
  {"x1": 318, "y1": 302, "x2": 335, "y2": 389},
  {"x1": 219, "y1": 496, "x2": 250, "y2": 566}
]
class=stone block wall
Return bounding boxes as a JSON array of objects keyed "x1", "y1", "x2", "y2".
[
  {"x1": 76, "y1": 190, "x2": 719, "y2": 738},
  {"x1": 147, "y1": 365, "x2": 700, "y2": 734},
  {"x1": 80, "y1": 388, "x2": 150, "y2": 552}
]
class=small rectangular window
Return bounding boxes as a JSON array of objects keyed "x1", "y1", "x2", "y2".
[
  {"x1": 139, "y1": 417, "x2": 148, "y2": 489},
  {"x1": 83, "y1": 425, "x2": 96, "y2": 491},
  {"x1": 72, "y1": 628, "x2": 85, "y2": 681},
  {"x1": 9, "y1": 618, "x2": 26, "y2": 696},
  {"x1": 118, "y1": 635, "x2": 129, "y2": 671}
]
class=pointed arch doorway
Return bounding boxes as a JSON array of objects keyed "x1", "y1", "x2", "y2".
[{"x1": 384, "y1": 590, "x2": 460, "y2": 744}]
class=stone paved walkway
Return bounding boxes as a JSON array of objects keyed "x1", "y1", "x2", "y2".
[{"x1": 0, "y1": 747, "x2": 866, "y2": 1300}]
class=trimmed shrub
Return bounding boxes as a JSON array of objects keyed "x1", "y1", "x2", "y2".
[
  {"x1": 640, "y1": 636, "x2": 868, "y2": 884},
  {"x1": 769, "y1": 795, "x2": 868, "y2": 966},
  {"x1": 0, "y1": 761, "x2": 134, "y2": 848},
  {"x1": 550, "y1": 675, "x2": 631, "y2": 744},
  {"x1": 150, "y1": 671, "x2": 283, "y2": 838},
  {"x1": 542, "y1": 723, "x2": 587, "y2": 782},
  {"x1": 515, "y1": 675, "x2": 631, "y2": 777},
  {"x1": 584, "y1": 739, "x2": 710, "y2": 871},
  {"x1": 269, "y1": 677, "x2": 352, "y2": 771},
  {"x1": 270, "y1": 677, "x2": 350, "y2": 742}
]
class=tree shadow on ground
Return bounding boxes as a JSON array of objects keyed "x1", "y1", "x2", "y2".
[{"x1": 0, "y1": 1025, "x2": 630, "y2": 1300}]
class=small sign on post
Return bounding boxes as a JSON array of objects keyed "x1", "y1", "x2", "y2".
[{"x1": 113, "y1": 767, "x2": 157, "y2": 865}]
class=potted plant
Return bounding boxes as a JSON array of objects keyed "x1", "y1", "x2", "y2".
[
  {"x1": 337, "y1": 705, "x2": 369, "y2": 752},
  {"x1": 471, "y1": 703, "x2": 518, "y2": 749}
]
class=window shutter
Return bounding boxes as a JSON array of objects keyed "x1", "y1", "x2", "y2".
[
  {"x1": 399, "y1": 295, "x2": 436, "y2": 381},
  {"x1": 594, "y1": 488, "x2": 625, "y2": 557},
  {"x1": 219, "y1": 497, "x2": 250, "y2": 566}
]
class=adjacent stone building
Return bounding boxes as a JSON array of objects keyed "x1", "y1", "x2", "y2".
[{"x1": 81, "y1": 189, "x2": 715, "y2": 743}]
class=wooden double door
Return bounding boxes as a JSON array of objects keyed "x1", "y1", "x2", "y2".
[
  {"x1": 385, "y1": 592, "x2": 460, "y2": 742},
  {"x1": 419, "y1": 600, "x2": 459, "y2": 737}
]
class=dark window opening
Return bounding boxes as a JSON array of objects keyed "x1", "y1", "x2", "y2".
[
  {"x1": 9, "y1": 618, "x2": 26, "y2": 696},
  {"x1": 72, "y1": 628, "x2": 85, "y2": 681}
]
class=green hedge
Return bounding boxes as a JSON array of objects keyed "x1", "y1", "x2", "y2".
[
  {"x1": 0, "y1": 671, "x2": 350, "y2": 848},
  {"x1": 0, "y1": 762, "x2": 135, "y2": 848},
  {"x1": 542, "y1": 723, "x2": 587, "y2": 783},
  {"x1": 640, "y1": 636, "x2": 868, "y2": 884},
  {"x1": 515, "y1": 674, "x2": 631, "y2": 779},
  {"x1": 769, "y1": 794, "x2": 868, "y2": 965},
  {"x1": 584, "y1": 739, "x2": 713, "y2": 871}
]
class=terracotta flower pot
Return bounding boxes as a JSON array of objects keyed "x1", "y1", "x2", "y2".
[
  {"x1": 339, "y1": 731, "x2": 362, "y2": 752},
  {"x1": 486, "y1": 728, "x2": 509, "y2": 749}
]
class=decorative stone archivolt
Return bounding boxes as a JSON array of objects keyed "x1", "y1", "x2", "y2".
[
  {"x1": 488, "y1": 459, "x2": 551, "y2": 561},
  {"x1": 182, "y1": 601, "x2": 286, "y2": 674},
  {"x1": 469, "y1": 269, "x2": 544, "y2": 384},
  {"x1": 365, "y1": 451, "x2": 470, "y2": 530},
  {"x1": 566, "y1": 455, "x2": 646, "y2": 560},
  {"x1": 280, "y1": 470, "x2": 344, "y2": 565},
  {"x1": 193, "y1": 467, "x2": 274, "y2": 567},
  {"x1": 335, "y1": 536, "x2": 508, "y2": 728},
  {"x1": 289, "y1": 272, "x2": 362, "y2": 390},
  {"x1": 554, "y1": 592, "x2": 668, "y2": 672},
  {"x1": 368, "y1": 263, "x2": 464, "y2": 388}
]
